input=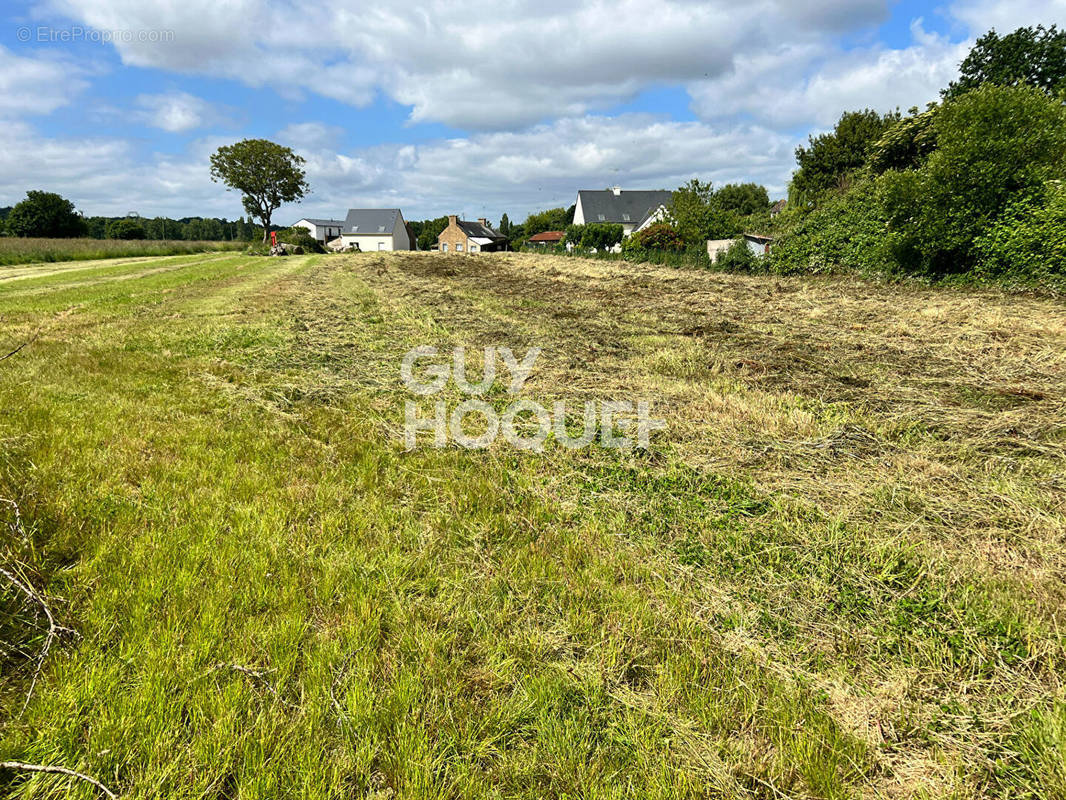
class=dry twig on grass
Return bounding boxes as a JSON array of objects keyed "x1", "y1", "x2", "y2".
[
  {"x1": 0, "y1": 761, "x2": 117, "y2": 798},
  {"x1": 0, "y1": 329, "x2": 40, "y2": 363},
  {"x1": 0, "y1": 566, "x2": 78, "y2": 716},
  {"x1": 212, "y1": 662, "x2": 299, "y2": 710}
]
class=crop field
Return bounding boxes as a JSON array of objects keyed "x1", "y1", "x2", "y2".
[
  {"x1": 0, "y1": 251, "x2": 1064, "y2": 798},
  {"x1": 0, "y1": 238, "x2": 245, "y2": 267}
]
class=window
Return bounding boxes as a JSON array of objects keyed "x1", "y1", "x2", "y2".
[
  {"x1": 598, "y1": 214, "x2": 606, "y2": 221},
  {"x1": 378, "y1": 226, "x2": 386, "y2": 233},
  {"x1": 456, "y1": 243, "x2": 463, "y2": 251},
  {"x1": 470, "y1": 245, "x2": 478, "y2": 252},
  {"x1": 378, "y1": 241, "x2": 386, "y2": 250},
  {"x1": 622, "y1": 214, "x2": 630, "y2": 222},
  {"x1": 441, "y1": 243, "x2": 448, "y2": 252}
]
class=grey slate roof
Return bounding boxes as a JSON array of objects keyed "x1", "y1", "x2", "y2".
[
  {"x1": 342, "y1": 208, "x2": 401, "y2": 235},
  {"x1": 457, "y1": 219, "x2": 506, "y2": 240},
  {"x1": 578, "y1": 189, "x2": 673, "y2": 225},
  {"x1": 298, "y1": 217, "x2": 345, "y2": 227}
]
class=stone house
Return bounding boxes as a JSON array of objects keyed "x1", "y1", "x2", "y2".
[{"x1": 437, "y1": 216, "x2": 508, "y2": 253}]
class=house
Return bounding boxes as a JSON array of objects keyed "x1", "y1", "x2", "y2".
[
  {"x1": 437, "y1": 215, "x2": 508, "y2": 254},
  {"x1": 572, "y1": 187, "x2": 674, "y2": 237},
  {"x1": 527, "y1": 231, "x2": 565, "y2": 247},
  {"x1": 329, "y1": 209, "x2": 414, "y2": 252},
  {"x1": 769, "y1": 199, "x2": 787, "y2": 218},
  {"x1": 293, "y1": 217, "x2": 346, "y2": 244}
]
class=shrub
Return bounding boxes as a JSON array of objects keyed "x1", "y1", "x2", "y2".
[
  {"x1": 636, "y1": 223, "x2": 685, "y2": 252},
  {"x1": 714, "y1": 239, "x2": 760, "y2": 272},
  {"x1": 276, "y1": 226, "x2": 323, "y2": 253},
  {"x1": 879, "y1": 84, "x2": 1066, "y2": 276},
  {"x1": 974, "y1": 183, "x2": 1066, "y2": 287},
  {"x1": 767, "y1": 175, "x2": 892, "y2": 275},
  {"x1": 565, "y1": 223, "x2": 623, "y2": 251}
]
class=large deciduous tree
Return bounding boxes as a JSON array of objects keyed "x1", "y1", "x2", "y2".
[
  {"x1": 943, "y1": 24, "x2": 1066, "y2": 99},
  {"x1": 789, "y1": 110, "x2": 899, "y2": 204},
  {"x1": 209, "y1": 139, "x2": 309, "y2": 243},
  {"x1": 666, "y1": 179, "x2": 738, "y2": 244},
  {"x1": 6, "y1": 191, "x2": 86, "y2": 238}
]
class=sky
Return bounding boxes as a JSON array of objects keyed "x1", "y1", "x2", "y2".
[{"x1": 1, "y1": 0, "x2": 1064, "y2": 225}]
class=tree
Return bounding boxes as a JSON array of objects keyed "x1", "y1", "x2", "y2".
[
  {"x1": 416, "y1": 216, "x2": 450, "y2": 251},
  {"x1": 879, "y1": 84, "x2": 1066, "y2": 274},
  {"x1": 106, "y1": 218, "x2": 147, "y2": 239},
  {"x1": 869, "y1": 106, "x2": 939, "y2": 173},
  {"x1": 209, "y1": 139, "x2": 309, "y2": 243},
  {"x1": 520, "y1": 207, "x2": 573, "y2": 238},
  {"x1": 666, "y1": 179, "x2": 738, "y2": 244},
  {"x1": 790, "y1": 110, "x2": 900, "y2": 204},
  {"x1": 944, "y1": 25, "x2": 1066, "y2": 99},
  {"x1": 715, "y1": 183, "x2": 770, "y2": 216},
  {"x1": 6, "y1": 191, "x2": 86, "y2": 238},
  {"x1": 565, "y1": 223, "x2": 623, "y2": 250}
]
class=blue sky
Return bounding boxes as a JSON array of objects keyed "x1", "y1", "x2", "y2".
[{"x1": 1, "y1": 0, "x2": 1062, "y2": 224}]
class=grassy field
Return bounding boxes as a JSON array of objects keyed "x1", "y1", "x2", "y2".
[
  {"x1": 0, "y1": 251, "x2": 1064, "y2": 798},
  {"x1": 0, "y1": 238, "x2": 246, "y2": 266}
]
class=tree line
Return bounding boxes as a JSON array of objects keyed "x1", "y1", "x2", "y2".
[{"x1": 0, "y1": 191, "x2": 263, "y2": 241}]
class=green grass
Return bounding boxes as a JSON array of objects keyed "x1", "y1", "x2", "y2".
[
  {"x1": 0, "y1": 251, "x2": 1063, "y2": 798},
  {"x1": 0, "y1": 237, "x2": 246, "y2": 266}
]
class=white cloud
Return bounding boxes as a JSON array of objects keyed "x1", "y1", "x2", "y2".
[
  {"x1": 688, "y1": 22, "x2": 970, "y2": 128},
  {"x1": 948, "y1": 0, "x2": 1066, "y2": 35},
  {"x1": 277, "y1": 122, "x2": 345, "y2": 151},
  {"x1": 281, "y1": 114, "x2": 796, "y2": 222},
  {"x1": 0, "y1": 45, "x2": 88, "y2": 117},
  {"x1": 0, "y1": 115, "x2": 794, "y2": 222},
  {"x1": 133, "y1": 91, "x2": 231, "y2": 132},
  {"x1": 41, "y1": 0, "x2": 897, "y2": 129}
]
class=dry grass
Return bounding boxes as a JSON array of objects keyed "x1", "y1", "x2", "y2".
[{"x1": 330, "y1": 252, "x2": 1066, "y2": 795}]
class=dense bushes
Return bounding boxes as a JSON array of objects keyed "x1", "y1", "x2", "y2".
[
  {"x1": 565, "y1": 223, "x2": 624, "y2": 251},
  {"x1": 714, "y1": 239, "x2": 760, "y2": 271},
  {"x1": 879, "y1": 85, "x2": 1066, "y2": 276},
  {"x1": 769, "y1": 48, "x2": 1066, "y2": 289},
  {"x1": 635, "y1": 223, "x2": 684, "y2": 251},
  {"x1": 275, "y1": 226, "x2": 324, "y2": 253},
  {"x1": 768, "y1": 176, "x2": 891, "y2": 275},
  {"x1": 974, "y1": 184, "x2": 1066, "y2": 285}
]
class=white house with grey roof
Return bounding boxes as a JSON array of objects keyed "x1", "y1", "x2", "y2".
[
  {"x1": 572, "y1": 187, "x2": 674, "y2": 237},
  {"x1": 328, "y1": 208, "x2": 414, "y2": 251},
  {"x1": 293, "y1": 217, "x2": 346, "y2": 244}
]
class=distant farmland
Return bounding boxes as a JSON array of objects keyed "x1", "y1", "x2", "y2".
[
  {"x1": 0, "y1": 237, "x2": 244, "y2": 266},
  {"x1": 0, "y1": 250, "x2": 1064, "y2": 798}
]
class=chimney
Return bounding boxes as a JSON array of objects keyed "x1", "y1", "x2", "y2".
[
  {"x1": 477, "y1": 218, "x2": 488, "y2": 227},
  {"x1": 448, "y1": 214, "x2": 457, "y2": 226},
  {"x1": 611, "y1": 186, "x2": 622, "y2": 196}
]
